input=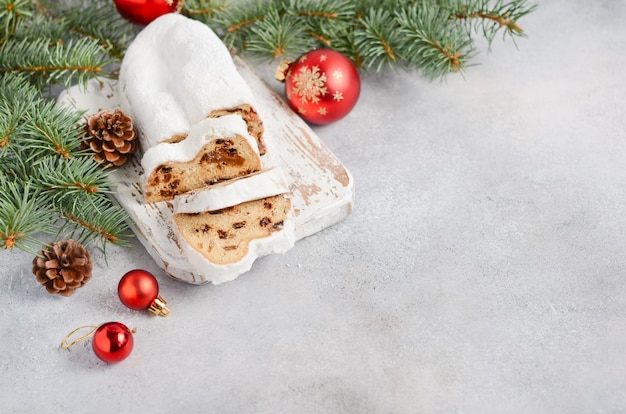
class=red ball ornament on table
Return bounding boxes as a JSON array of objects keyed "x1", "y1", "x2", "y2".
[
  {"x1": 118, "y1": 269, "x2": 170, "y2": 316},
  {"x1": 277, "y1": 49, "x2": 360, "y2": 125},
  {"x1": 113, "y1": 0, "x2": 183, "y2": 26},
  {"x1": 92, "y1": 322, "x2": 135, "y2": 363}
]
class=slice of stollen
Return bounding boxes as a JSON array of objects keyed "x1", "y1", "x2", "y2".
[
  {"x1": 118, "y1": 13, "x2": 265, "y2": 154},
  {"x1": 172, "y1": 168, "x2": 295, "y2": 284},
  {"x1": 142, "y1": 115, "x2": 262, "y2": 203},
  {"x1": 174, "y1": 167, "x2": 289, "y2": 214}
]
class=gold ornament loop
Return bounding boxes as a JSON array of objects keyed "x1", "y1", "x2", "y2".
[
  {"x1": 60, "y1": 325, "x2": 99, "y2": 349},
  {"x1": 61, "y1": 324, "x2": 138, "y2": 349}
]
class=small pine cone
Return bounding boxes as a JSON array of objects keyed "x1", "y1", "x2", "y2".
[
  {"x1": 84, "y1": 109, "x2": 138, "y2": 167},
  {"x1": 32, "y1": 239, "x2": 93, "y2": 297}
]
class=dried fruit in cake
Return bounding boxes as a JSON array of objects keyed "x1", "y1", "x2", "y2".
[
  {"x1": 173, "y1": 194, "x2": 291, "y2": 265},
  {"x1": 141, "y1": 115, "x2": 262, "y2": 203},
  {"x1": 170, "y1": 168, "x2": 296, "y2": 283}
]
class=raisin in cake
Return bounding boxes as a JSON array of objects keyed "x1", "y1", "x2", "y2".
[
  {"x1": 118, "y1": 13, "x2": 265, "y2": 153},
  {"x1": 172, "y1": 169, "x2": 295, "y2": 284},
  {"x1": 142, "y1": 115, "x2": 262, "y2": 203}
]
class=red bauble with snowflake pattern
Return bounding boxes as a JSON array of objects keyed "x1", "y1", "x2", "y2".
[
  {"x1": 279, "y1": 49, "x2": 360, "y2": 125},
  {"x1": 113, "y1": 0, "x2": 183, "y2": 26}
]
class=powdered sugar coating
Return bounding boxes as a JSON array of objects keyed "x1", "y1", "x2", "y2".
[
  {"x1": 118, "y1": 13, "x2": 259, "y2": 150},
  {"x1": 173, "y1": 168, "x2": 290, "y2": 213}
]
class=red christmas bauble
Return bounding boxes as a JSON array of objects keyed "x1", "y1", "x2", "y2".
[
  {"x1": 92, "y1": 322, "x2": 134, "y2": 363},
  {"x1": 282, "y1": 49, "x2": 360, "y2": 125},
  {"x1": 113, "y1": 0, "x2": 183, "y2": 26},
  {"x1": 118, "y1": 269, "x2": 159, "y2": 310}
]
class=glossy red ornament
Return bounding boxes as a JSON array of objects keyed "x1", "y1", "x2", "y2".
[
  {"x1": 278, "y1": 49, "x2": 360, "y2": 125},
  {"x1": 92, "y1": 322, "x2": 134, "y2": 363},
  {"x1": 113, "y1": 0, "x2": 183, "y2": 26},
  {"x1": 118, "y1": 269, "x2": 170, "y2": 316}
]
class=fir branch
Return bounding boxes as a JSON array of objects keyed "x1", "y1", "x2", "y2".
[
  {"x1": 0, "y1": 100, "x2": 21, "y2": 154},
  {"x1": 0, "y1": 0, "x2": 33, "y2": 39},
  {"x1": 245, "y1": 9, "x2": 317, "y2": 58},
  {"x1": 210, "y1": 0, "x2": 536, "y2": 76},
  {"x1": 0, "y1": 74, "x2": 40, "y2": 155},
  {"x1": 449, "y1": 0, "x2": 538, "y2": 43},
  {"x1": 0, "y1": 152, "x2": 29, "y2": 182},
  {"x1": 19, "y1": 98, "x2": 85, "y2": 160},
  {"x1": 57, "y1": 193, "x2": 133, "y2": 248},
  {"x1": 0, "y1": 36, "x2": 112, "y2": 87},
  {"x1": 34, "y1": 155, "x2": 114, "y2": 203},
  {"x1": 182, "y1": 0, "x2": 228, "y2": 26},
  {"x1": 37, "y1": 0, "x2": 139, "y2": 60},
  {"x1": 0, "y1": 72, "x2": 39, "y2": 104},
  {"x1": 0, "y1": 180, "x2": 57, "y2": 253},
  {"x1": 395, "y1": 3, "x2": 475, "y2": 78},
  {"x1": 353, "y1": 8, "x2": 403, "y2": 72},
  {"x1": 219, "y1": 0, "x2": 268, "y2": 49},
  {"x1": 289, "y1": 0, "x2": 356, "y2": 41},
  {"x1": 332, "y1": 31, "x2": 362, "y2": 68},
  {"x1": 0, "y1": 70, "x2": 132, "y2": 253},
  {"x1": 10, "y1": 11, "x2": 67, "y2": 43}
]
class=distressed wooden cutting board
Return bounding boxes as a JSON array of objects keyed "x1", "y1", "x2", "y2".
[{"x1": 58, "y1": 57, "x2": 354, "y2": 285}]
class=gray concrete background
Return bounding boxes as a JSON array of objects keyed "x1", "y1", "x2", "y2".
[{"x1": 2, "y1": 0, "x2": 625, "y2": 412}]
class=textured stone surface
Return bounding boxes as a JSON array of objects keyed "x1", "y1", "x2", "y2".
[{"x1": 2, "y1": 0, "x2": 626, "y2": 412}]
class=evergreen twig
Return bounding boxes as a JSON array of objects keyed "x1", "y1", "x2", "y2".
[
  {"x1": 36, "y1": 0, "x2": 139, "y2": 60},
  {"x1": 0, "y1": 72, "x2": 132, "y2": 253},
  {"x1": 0, "y1": 37, "x2": 112, "y2": 87},
  {"x1": 57, "y1": 192, "x2": 132, "y2": 248},
  {"x1": 183, "y1": 0, "x2": 228, "y2": 26},
  {"x1": 206, "y1": 0, "x2": 535, "y2": 77},
  {"x1": 395, "y1": 3, "x2": 475, "y2": 79},
  {"x1": 19, "y1": 99, "x2": 85, "y2": 160},
  {"x1": 0, "y1": 180, "x2": 57, "y2": 253},
  {"x1": 35, "y1": 155, "x2": 114, "y2": 201}
]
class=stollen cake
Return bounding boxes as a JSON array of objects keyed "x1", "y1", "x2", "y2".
[
  {"x1": 142, "y1": 115, "x2": 262, "y2": 203},
  {"x1": 116, "y1": 14, "x2": 297, "y2": 283},
  {"x1": 118, "y1": 13, "x2": 266, "y2": 153},
  {"x1": 172, "y1": 168, "x2": 295, "y2": 284}
]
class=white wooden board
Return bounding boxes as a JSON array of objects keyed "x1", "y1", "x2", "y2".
[{"x1": 58, "y1": 57, "x2": 354, "y2": 285}]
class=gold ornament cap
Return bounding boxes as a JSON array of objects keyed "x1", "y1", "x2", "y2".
[
  {"x1": 149, "y1": 295, "x2": 170, "y2": 317},
  {"x1": 275, "y1": 59, "x2": 292, "y2": 82}
]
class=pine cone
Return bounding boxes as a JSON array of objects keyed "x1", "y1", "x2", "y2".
[
  {"x1": 32, "y1": 239, "x2": 93, "y2": 297},
  {"x1": 84, "y1": 109, "x2": 138, "y2": 167}
]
